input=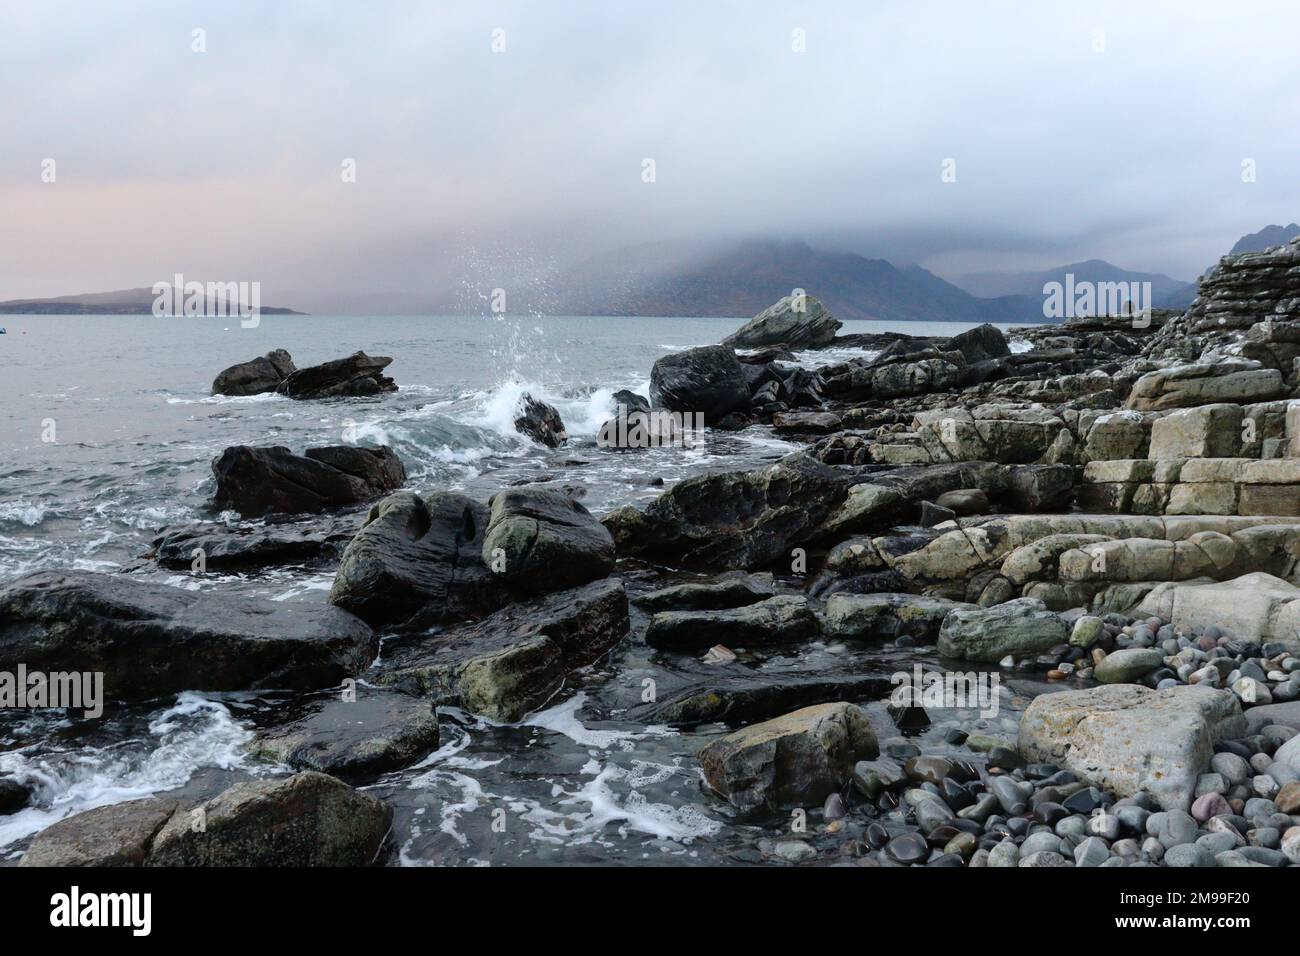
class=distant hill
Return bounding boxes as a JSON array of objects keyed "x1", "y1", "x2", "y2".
[
  {"x1": 541, "y1": 239, "x2": 1045, "y2": 324},
  {"x1": 950, "y1": 259, "x2": 1189, "y2": 305},
  {"x1": 1158, "y1": 222, "x2": 1300, "y2": 310},
  {"x1": 0, "y1": 287, "x2": 304, "y2": 315}
]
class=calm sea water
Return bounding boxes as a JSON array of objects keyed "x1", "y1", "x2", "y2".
[{"x1": 0, "y1": 313, "x2": 1031, "y2": 864}]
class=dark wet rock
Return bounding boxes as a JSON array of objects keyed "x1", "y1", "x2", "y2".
[
  {"x1": 632, "y1": 572, "x2": 774, "y2": 613},
  {"x1": 376, "y1": 579, "x2": 629, "y2": 722},
  {"x1": 329, "y1": 491, "x2": 506, "y2": 628},
  {"x1": 722, "y1": 294, "x2": 841, "y2": 350},
  {"x1": 823, "y1": 592, "x2": 972, "y2": 642},
  {"x1": 211, "y1": 444, "x2": 405, "y2": 518},
  {"x1": 935, "y1": 488, "x2": 988, "y2": 515},
  {"x1": 514, "y1": 393, "x2": 567, "y2": 447},
  {"x1": 649, "y1": 345, "x2": 751, "y2": 419},
  {"x1": 949, "y1": 323, "x2": 1012, "y2": 364},
  {"x1": 250, "y1": 688, "x2": 440, "y2": 780},
  {"x1": 482, "y1": 487, "x2": 615, "y2": 594},
  {"x1": 611, "y1": 389, "x2": 651, "y2": 414},
  {"x1": 645, "y1": 595, "x2": 819, "y2": 650},
  {"x1": 0, "y1": 570, "x2": 377, "y2": 701},
  {"x1": 211, "y1": 348, "x2": 296, "y2": 396},
  {"x1": 277, "y1": 351, "x2": 397, "y2": 399},
  {"x1": 0, "y1": 777, "x2": 33, "y2": 815},
  {"x1": 885, "y1": 832, "x2": 928, "y2": 864},
  {"x1": 771, "y1": 411, "x2": 842, "y2": 434},
  {"x1": 919, "y1": 501, "x2": 958, "y2": 527},
  {"x1": 1008, "y1": 463, "x2": 1076, "y2": 512},
  {"x1": 603, "y1": 453, "x2": 849, "y2": 570},
  {"x1": 151, "y1": 512, "x2": 364, "y2": 570},
  {"x1": 148, "y1": 772, "x2": 391, "y2": 866},
  {"x1": 697, "y1": 702, "x2": 878, "y2": 810},
  {"x1": 19, "y1": 797, "x2": 180, "y2": 867}
]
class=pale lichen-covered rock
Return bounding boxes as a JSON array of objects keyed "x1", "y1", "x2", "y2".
[
  {"x1": 697, "y1": 702, "x2": 878, "y2": 810},
  {"x1": 1135, "y1": 572, "x2": 1300, "y2": 649},
  {"x1": 1019, "y1": 684, "x2": 1245, "y2": 810},
  {"x1": 1147, "y1": 404, "x2": 1243, "y2": 459},
  {"x1": 937, "y1": 597, "x2": 1068, "y2": 661},
  {"x1": 1125, "y1": 359, "x2": 1285, "y2": 411},
  {"x1": 722, "y1": 294, "x2": 841, "y2": 349}
]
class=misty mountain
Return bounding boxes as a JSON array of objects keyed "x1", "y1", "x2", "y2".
[
  {"x1": 949, "y1": 259, "x2": 1189, "y2": 304},
  {"x1": 540, "y1": 240, "x2": 1045, "y2": 323},
  {"x1": 1157, "y1": 222, "x2": 1300, "y2": 310},
  {"x1": 0, "y1": 287, "x2": 304, "y2": 315}
]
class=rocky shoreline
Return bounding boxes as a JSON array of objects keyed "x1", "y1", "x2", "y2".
[{"x1": 5, "y1": 238, "x2": 1300, "y2": 867}]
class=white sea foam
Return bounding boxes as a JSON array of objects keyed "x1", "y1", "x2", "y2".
[{"x1": 0, "y1": 500, "x2": 50, "y2": 527}]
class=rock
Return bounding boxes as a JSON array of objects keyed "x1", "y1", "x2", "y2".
[
  {"x1": 696, "y1": 702, "x2": 878, "y2": 810},
  {"x1": 0, "y1": 570, "x2": 376, "y2": 701},
  {"x1": 482, "y1": 487, "x2": 615, "y2": 593},
  {"x1": 603, "y1": 453, "x2": 849, "y2": 570},
  {"x1": 1148, "y1": 404, "x2": 1243, "y2": 459},
  {"x1": 937, "y1": 598, "x2": 1068, "y2": 662},
  {"x1": 19, "y1": 798, "x2": 180, "y2": 867},
  {"x1": 211, "y1": 444, "x2": 405, "y2": 518},
  {"x1": 211, "y1": 348, "x2": 296, "y2": 396},
  {"x1": 152, "y1": 512, "x2": 364, "y2": 570},
  {"x1": 329, "y1": 492, "x2": 506, "y2": 626},
  {"x1": 513, "y1": 393, "x2": 567, "y2": 447},
  {"x1": 1164, "y1": 843, "x2": 1214, "y2": 867},
  {"x1": 250, "y1": 688, "x2": 440, "y2": 780},
  {"x1": 913, "y1": 405, "x2": 1065, "y2": 464},
  {"x1": 376, "y1": 579, "x2": 629, "y2": 722},
  {"x1": 1075, "y1": 835, "x2": 1111, "y2": 867},
  {"x1": 1191, "y1": 791, "x2": 1230, "y2": 823},
  {"x1": 1094, "y1": 647, "x2": 1165, "y2": 684},
  {"x1": 950, "y1": 323, "x2": 1012, "y2": 364},
  {"x1": 1125, "y1": 360, "x2": 1285, "y2": 411},
  {"x1": 0, "y1": 777, "x2": 31, "y2": 815},
  {"x1": 935, "y1": 488, "x2": 989, "y2": 515},
  {"x1": 823, "y1": 592, "x2": 971, "y2": 642},
  {"x1": 148, "y1": 772, "x2": 391, "y2": 866},
  {"x1": 722, "y1": 294, "x2": 841, "y2": 350},
  {"x1": 1284, "y1": 827, "x2": 1300, "y2": 864},
  {"x1": 649, "y1": 345, "x2": 751, "y2": 419},
  {"x1": 1019, "y1": 684, "x2": 1246, "y2": 810},
  {"x1": 885, "y1": 832, "x2": 928, "y2": 864},
  {"x1": 1071, "y1": 615, "x2": 1105, "y2": 647},
  {"x1": 645, "y1": 595, "x2": 819, "y2": 650},
  {"x1": 632, "y1": 572, "x2": 774, "y2": 613},
  {"x1": 277, "y1": 351, "x2": 397, "y2": 399},
  {"x1": 1136, "y1": 573, "x2": 1300, "y2": 648},
  {"x1": 1008, "y1": 463, "x2": 1075, "y2": 511},
  {"x1": 771, "y1": 411, "x2": 842, "y2": 434}
]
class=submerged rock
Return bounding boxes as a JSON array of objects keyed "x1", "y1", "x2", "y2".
[
  {"x1": 329, "y1": 491, "x2": 506, "y2": 627},
  {"x1": 0, "y1": 777, "x2": 33, "y2": 816},
  {"x1": 250, "y1": 688, "x2": 440, "y2": 780},
  {"x1": 514, "y1": 393, "x2": 567, "y2": 447},
  {"x1": 722, "y1": 294, "x2": 841, "y2": 350},
  {"x1": 148, "y1": 772, "x2": 392, "y2": 866},
  {"x1": 211, "y1": 444, "x2": 405, "y2": 518},
  {"x1": 0, "y1": 570, "x2": 377, "y2": 700},
  {"x1": 697, "y1": 702, "x2": 878, "y2": 810},
  {"x1": 481, "y1": 487, "x2": 615, "y2": 594},
  {"x1": 376, "y1": 579, "x2": 629, "y2": 721}
]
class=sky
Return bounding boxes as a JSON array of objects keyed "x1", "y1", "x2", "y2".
[{"x1": 1, "y1": 0, "x2": 1297, "y2": 304}]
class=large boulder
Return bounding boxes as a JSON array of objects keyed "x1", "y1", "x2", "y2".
[
  {"x1": 211, "y1": 444, "x2": 405, "y2": 518},
  {"x1": 1019, "y1": 684, "x2": 1246, "y2": 810},
  {"x1": 949, "y1": 323, "x2": 1012, "y2": 364},
  {"x1": 250, "y1": 687, "x2": 439, "y2": 780},
  {"x1": 722, "y1": 294, "x2": 841, "y2": 350},
  {"x1": 514, "y1": 393, "x2": 567, "y2": 447},
  {"x1": 376, "y1": 579, "x2": 629, "y2": 722},
  {"x1": 481, "y1": 487, "x2": 615, "y2": 594},
  {"x1": 329, "y1": 491, "x2": 506, "y2": 627},
  {"x1": 936, "y1": 597, "x2": 1068, "y2": 661},
  {"x1": 823, "y1": 592, "x2": 971, "y2": 642},
  {"x1": 147, "y1": 772, "x2": 391, "y2": 866},
  {"x1": 1135, "y1": 572, "x2": 1300, "y2": 648},
  {"x1": 1125, "y1": 360, "x2": 1285, "y2": 411},
  {"x1": 913, "y1": 405, "x2": 1065, "y2": 464},
  {"x1": 277, "y1": 351, "x2": 397, "y2": 399},
  {"x1": 19, "y1": 798, "x2": 181, "y2": 867},
  {"x1": 211, "y1": 348, "x2": 296, "y2": 396},
  {"x1": 1147, "y1": 404, "x2": 1243, "y2": 459},
  {"x1": 602, "y1": 453, "x2": 849, "y2": 570},
  {"x1": 696, "y1": 702, "x2": 878, "y2": 810},
  {"x1": 645, "y1": 595, "x2": 819, "y2": 649},
  {"x1": 0, "y1": 570, "x2": 377, "y2": 700},
  {"x1": 151, "y1": 512, "x2": 364, "y2": 570},
  {"x1": 649, "y1": 345, "x2": 750, "y2": 419}
]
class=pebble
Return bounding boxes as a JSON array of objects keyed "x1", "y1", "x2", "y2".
[
  {"x1": 773, "y1": 840, "x2": 818, "y2": 863},
  {"x1": 990, "y1": 777, "x2": 1030, "y2": 816},
  {"x1": 885, "y1": 832, "x2": 928, "y2": 864},
  {"x1": 987, "y1": 839, "x2": 1019, "y2": 867},
  {"x1": 1164, "y1": 844, "x2": 1214, "y2": 867},
  {"x1": 1018, "y1": 850, "x2": 1071, "y2": 867},
  {"x1": 1191, "y1": 792, "x2": 1230, "y2": 822},
  {"x1": 1074, "y1": 836, "x2": 1110, "y2": 867}
]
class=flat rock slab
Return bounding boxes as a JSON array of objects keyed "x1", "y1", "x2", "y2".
[
  {"x1": 0, "y1": 570, "x2": 377, "y2": 701},
  {"x1": 151, "y1": 512, "x2": 364, "y2": 570},
  {"x1": 1019, "y1": 684, "x2": 1246, "y2": 811},
  {"x1": 645, "y1": 595, "x2": 819, "y2": 650},
  {"x1": 697, "y1": 701, "x2": 878, "y2": 811},
  {"x1": 937, "y1": 597, "x2": 1068, "y2": 661},
  {"x1": 250, "y1": 687, "x2": 440, "y2": 780},
  {"x1": 376, "y1": 579, "x2": 629, "y2": 722},
  {"x1": 633, "y1": 572, "x2": 774, "y2": 613},
  {"x1": 19, "y1": 797, "x2": 179, "y2": 867},
  {"x1": 824, "y1": 592, "x2": 972, "y2": 641},
  {"x1": 638, "y1": 671, "x2": 893, "y2": 728},
  {"x1": 277, "y1": 351, "x2": 397, "y2": 400}
]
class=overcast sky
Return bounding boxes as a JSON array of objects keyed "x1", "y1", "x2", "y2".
[{"x1": 1, "y1": 0, "x2": 1297, "y2": 301}]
